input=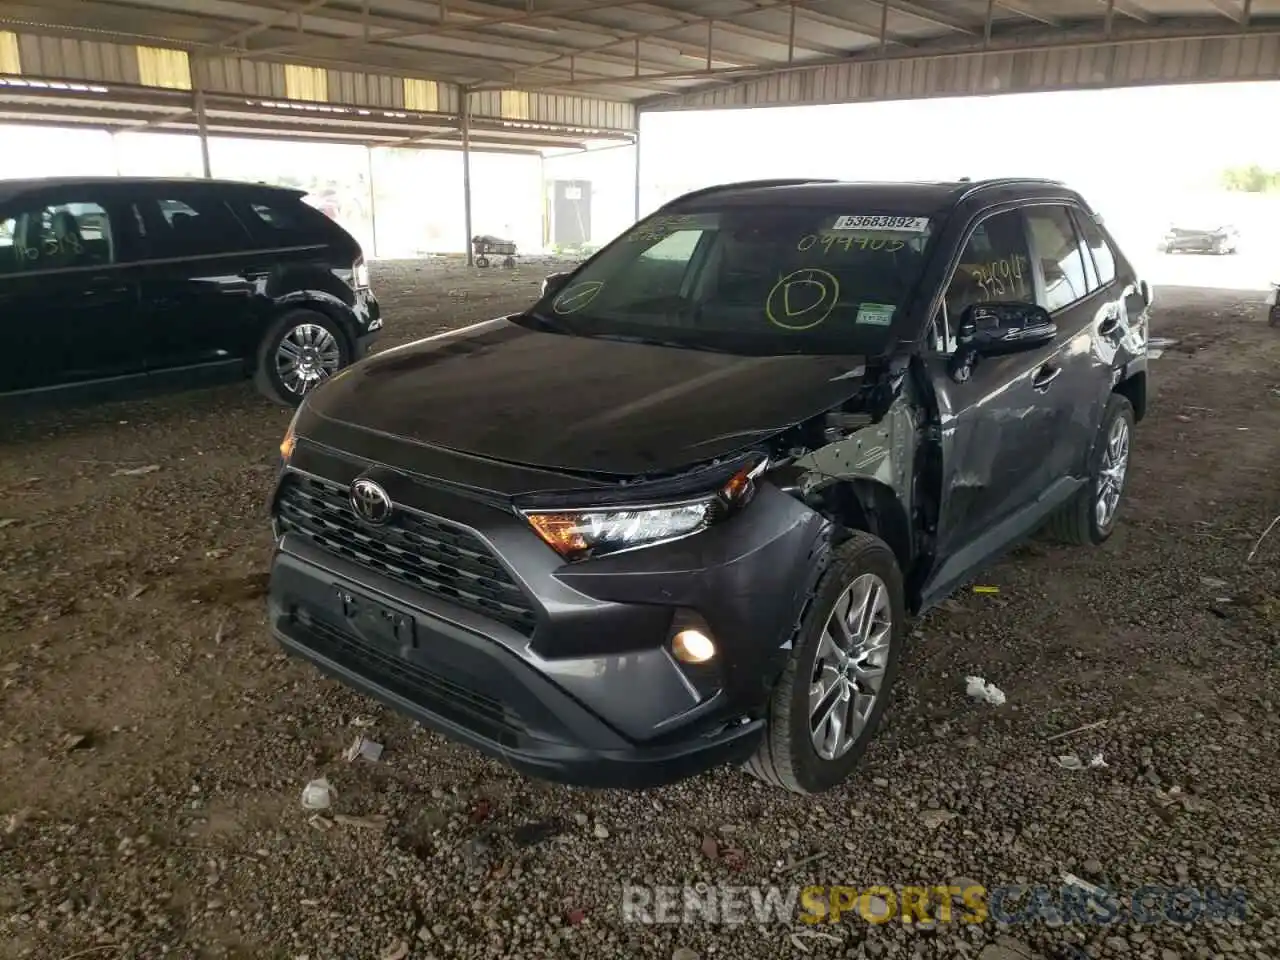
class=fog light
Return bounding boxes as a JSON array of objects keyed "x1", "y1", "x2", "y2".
[{"x1": 672, "y1": 629, "x2": 716, "y2": 664}]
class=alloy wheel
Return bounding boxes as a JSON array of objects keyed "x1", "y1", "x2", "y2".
[
  {"x1": 809, "y1": 573, "x2": 892, "y2": 761},
  {"x1": 276, "y1": 323, "x2": 342, "y2": 396},
  {"x1": 1096, "y1": 415, "x2": 1131, "y2": 530}
]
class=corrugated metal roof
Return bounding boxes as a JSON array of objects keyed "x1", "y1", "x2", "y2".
[{"x1": 1, "y1": 0, "x2": 1279, "y2": 135}]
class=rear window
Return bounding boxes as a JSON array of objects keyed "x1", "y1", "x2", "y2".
[{"x1": 238, "y1": 193, "x2": 346, "y2": 248}]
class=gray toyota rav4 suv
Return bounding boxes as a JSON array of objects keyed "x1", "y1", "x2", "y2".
[{"x1": 267, "y1": 178, "x2": 1151, "y2": 795}]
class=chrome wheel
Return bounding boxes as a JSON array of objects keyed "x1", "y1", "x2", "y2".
[
  {"x1": 276, "y1": 323, "x2": 341, "y2": 396},
  {"x1": 1096, "y1": 415, "x2": 1130, "y2": 530},
  {"x1": 809, "y1": 573, "x2": 892, "y2": 761}
]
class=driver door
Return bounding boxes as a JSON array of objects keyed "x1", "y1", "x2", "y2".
[{"x1": 921, "y1": 206, "x2": 1066, "y2": 595}]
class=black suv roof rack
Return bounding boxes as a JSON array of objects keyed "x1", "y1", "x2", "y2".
[
  {"x1": 658, "y1": 178, "x2": 839, "y2": 209},
  {"x1": 956, "y1": 176, "x2": 1065, "y2": 200}
]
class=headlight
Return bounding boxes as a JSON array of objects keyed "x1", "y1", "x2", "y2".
[
  {"x1": 522, "y1": 460, "x2": 764, "y2": 561},
  {"x1": 353, "y1": 258, "x2": 370, "y2": 289}
]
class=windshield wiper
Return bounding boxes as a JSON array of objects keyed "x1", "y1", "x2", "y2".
[
  {"x1": 520, "y1": 309, "x2": 572, "y2": 333},
  {"x1": 587, "y1": 332, "x2": 733, "y2": 354}
]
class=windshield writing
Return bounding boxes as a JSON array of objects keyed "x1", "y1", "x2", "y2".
[{"x1": 532, "y1": 207, "x2": 934, "y2": 356}]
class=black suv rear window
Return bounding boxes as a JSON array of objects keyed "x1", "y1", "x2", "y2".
[{"x1": 237, "y1": 194, "x2": 343, "y2": 248}]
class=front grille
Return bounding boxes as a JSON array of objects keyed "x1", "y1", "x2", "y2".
[
  {"x1": 277, "y1": 474, "x2": 538, "y2": 636},
  {"x1": 301, "y1": 617, "x2": 524, "y2": 745}
]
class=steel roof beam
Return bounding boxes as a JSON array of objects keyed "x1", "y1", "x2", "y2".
[
  {"x1": 993, "y1": 1, "x2": 1060, "y2": 27},
  {"x1": 2, "y1": 0, "x2": 674, "y2": 89},
  {"x1": 1204, "y1": 0, "x2": 1247, "y2": 21},
  {"x1": 788, "y1": 3, "x2": 902, "y2": 42},
  {"x1": 250, "y1": 0, "x2": 864, "y2": 77},
  {"x1": 523, "y1": 19, "x2": 1280, "y2": 94},
  {"x1": 257, "y1": 0, "x2": 655, "y2": 55},
  {"x1": 239, "y1": 0, "x2": 783, "y2": 67},
  {"x1": 227, "y1": 0, "x2": 701, "y2": 73},
  {"x1": 1095, "y1": 0, "x2": 1155, "y2": 24},
  {"x1": 852, "y1": 1, "x2": 979, "y2": 34},
  {"x1": 220, "y1": 0, "x2": 333, "y2": 47},
  {"x1": 490, "y1": 0, "x2": 878, "y2": 82},
  {"x1": 633, "y1": 4, "x2": 856, "y2": 57}
]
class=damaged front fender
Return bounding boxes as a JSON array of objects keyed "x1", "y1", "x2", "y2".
[{"x1": 767, "y1": 369, "x2": 925, "y2": 581}]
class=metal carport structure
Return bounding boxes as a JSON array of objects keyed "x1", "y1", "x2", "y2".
[{"x1": 3, "y1": 1, "x2": 1280, "y2": 258}]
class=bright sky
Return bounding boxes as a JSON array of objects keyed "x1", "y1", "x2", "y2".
[{"x1": 639, "y1": 80, "x2": 1280, "y2": 201}]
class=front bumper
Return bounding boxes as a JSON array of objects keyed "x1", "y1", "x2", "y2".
[
  {"x1": 354, "y1": 330, "x2": 380, "y2": 360},
  {"x1": 267, "y1": 452, "x2": 830, "y2": 789},
  {"x1": 353, "y1": 289, "x2": 381, "y2": 359}
]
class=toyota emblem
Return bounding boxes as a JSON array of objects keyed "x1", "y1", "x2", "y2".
[{"x1": 350, "y1": 478, "x2": 392, "y2": 525}]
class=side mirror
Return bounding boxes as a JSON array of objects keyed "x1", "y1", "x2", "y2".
[
  {"x1": 1139, "y1": 279, "x2": 1152, "y2": 307},
  {"x1": 959, "y1": 301, "x2": 1057, "y2": 356},
  {"x1": 948, "y1": 302, "x2": 1056, "y2": 384},
  {"x1": 540, "y1": 272, "x2": 572, "y2": 299}
]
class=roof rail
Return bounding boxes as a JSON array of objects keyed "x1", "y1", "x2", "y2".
[
  {"x1": 957, "y1": 176, "x2": 1065, "y2": 201},
  {"x1": 658, "y1": 178, "x2": 839, "y2": 209}
]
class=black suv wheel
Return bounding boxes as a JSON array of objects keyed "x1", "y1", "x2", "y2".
[
  {"x1": 255, "y1": 309, "x2": 351, "y2": 406},
  {"x1": 1044, "y1": 393, "x2": 1135, "y2": 545},
  {"x1": 745, "y1": 531, "x2": 906, "y2": 794}
]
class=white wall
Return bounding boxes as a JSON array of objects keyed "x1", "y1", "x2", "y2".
[
  {"x1": 636, "y1": 80, "x2": 1280, "y2": 254},
  {"x1": 542, "y1": 143, "x2": 638, "y2": 249}
]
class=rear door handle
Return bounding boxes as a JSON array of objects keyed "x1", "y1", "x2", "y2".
[{"x1": 1032, "y1": 363, "x2": 1062, "y2": 392}]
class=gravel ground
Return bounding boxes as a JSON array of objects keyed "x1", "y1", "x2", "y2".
[{"x1": 1, "y1": 261, "x2": 1277, "y2": 960}]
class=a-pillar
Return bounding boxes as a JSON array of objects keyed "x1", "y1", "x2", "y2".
[{"x1": 462, "y1": 90, "x2": 474, "y2": 267}]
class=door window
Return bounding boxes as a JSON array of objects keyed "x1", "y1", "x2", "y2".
[
  {"x1": 1026, "y1": 205, "x2": 1091, "y2": 312},
  {"x1": 1072, "y1": 208, "x2": 1116, "y2": 287},
  {"x1": 146, "y1": 195, "x2": 252, "y2": 258},
  {"x1": 0, "y1": 201, "x2": 116, "y2": 275},
  {"x1": 940, "y1": 209, "x2": 1033, "y2": 344}
]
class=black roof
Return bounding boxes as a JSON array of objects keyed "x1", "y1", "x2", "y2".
[
  {"x1": 0, "y1": 176, "x2": 305, "y2": 205},
  {"x1": 662, "y1": 177, "x2": 1074, "y2": 214}
]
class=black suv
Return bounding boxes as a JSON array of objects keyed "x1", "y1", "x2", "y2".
[
  {"x1": 0, "y1": 177, "x2": 380, "y2": 406},
  {"x1": 268, "y1": 178, "x2": 1150, "y2": 795}
]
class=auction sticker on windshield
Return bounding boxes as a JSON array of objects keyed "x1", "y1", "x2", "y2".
[
  {"x1": 855, "y1": 303, "x2": 896, "y2": 326},
  {"x1": 831, "y1": 215, "x2": 930, "y2": 232}
]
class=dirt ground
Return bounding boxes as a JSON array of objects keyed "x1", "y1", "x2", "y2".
[{"x1": 1, "y1": 261, "x2": 1277, "y2": 960}]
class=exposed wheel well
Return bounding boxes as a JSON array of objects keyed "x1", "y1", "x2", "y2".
[
  {"x1": 1114, "y1": 370, "x2": 1147, "y2": 422},
  {"x1": 816, "y1": 479, "x2": 913, "y2": 580}
]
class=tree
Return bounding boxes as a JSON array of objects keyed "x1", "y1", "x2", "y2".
[{"x1": 1221, "y1": 164, "x2": 1280, "y2": 193}]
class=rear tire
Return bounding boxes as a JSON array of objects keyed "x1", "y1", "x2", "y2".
[
  {"x1": 254, "y1": 309, "x2": 351, "y2": 407},
  {"x1": 1043, "y1": 394, "x2": 1135, "y2": 546},
  {"x1": 744, "y1": 531, "x2": 906, "y2": 795}
]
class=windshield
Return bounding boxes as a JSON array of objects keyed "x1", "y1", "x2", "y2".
[{"x1": 525, "y1": 206, "x2": 935, "y2": 356}]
